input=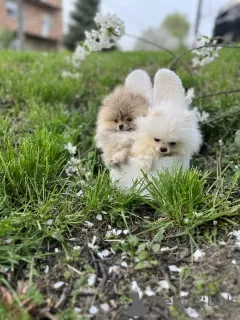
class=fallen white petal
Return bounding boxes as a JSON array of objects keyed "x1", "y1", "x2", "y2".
[
  {"x1": 97, "y1": 249, "x2": 110, "y2": 260},
  {"x1": 145, "y1": 286, "x2": 155, "y2": 296},
  {"x1": 108, "y1": 266, "x2": 120, "y2": 275},
  {"x1": 121, "y1": 261, "x2": 128, "y2": 268},
  {"x1": 180, "y1": 291, "x2": 189, "y2": 297},
  {"x1": 169, "y1": 265, "x2": 181, "y2": 272},
  {"x1": 88, "y1": 273, "x2": 96, "y2": 286},
  {"x1": 193, "y1": 249, "x2": 205, "y2": 262},
  {"x1": 100, "y1": 303, "x2": 110, "y2": 312},
  {"x1": 44, "y1": 265, "x2": 49, "y2": 274},
  {"x1": 158, "y1": 280, "x2": 170, "y2": 291},
  {"x1": 96, "y1": 214, "x2": 103, "y2": 221},
  {"x1": 221, "y1": 292, "x2": 232, "y2": 300},
  {"x1": 185, "y1": 307, "x2": 199, "y2": 318},
  {"x1": 89, "y1": 305, "x2": 99, "y2": 315},
  {"x1": 131, "y1": 281, "x2": 143, "y2": 299},
  {"x1": 53, "y1": 281, "x2": 65, "y2": 289}
]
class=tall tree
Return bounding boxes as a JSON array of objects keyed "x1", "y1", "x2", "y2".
[
  {"x1": 64, "y1": 0, "x2": 100, "y2": 51},
  {"x1": 161, "y1": 13, "x2": 190, "y2": 47}
]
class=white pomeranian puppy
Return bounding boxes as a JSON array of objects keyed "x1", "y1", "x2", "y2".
[
  {"x1": 132, "y1": 69, "x2": 202, "y2": 171},
  {"x1": 95, "y1": 69, "x2": 152, "y2": 167}
]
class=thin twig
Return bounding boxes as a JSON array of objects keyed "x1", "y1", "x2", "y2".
[
  {"x1": 194, "y1": 89, "x2": 240, "y2": 101},
  {"x1": 125, "y1": 33, "x2": 193, "y2": 76},
  {"x1": 169, "y1": 44, "x2": 240, "y2": 69}
]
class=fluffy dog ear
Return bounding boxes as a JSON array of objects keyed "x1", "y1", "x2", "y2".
[
  {"x1": 153, "y1": 68, "x2": 186, "y2": 109},
  {"x1": 125, "y1": 69, "x2": 153, "y2": 104}
]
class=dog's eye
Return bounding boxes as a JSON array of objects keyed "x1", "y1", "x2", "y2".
[
  {"x1": 114, "y1": 119, "x2": 118, "y2": 123},
  {"x1": 170, "y1": 142, "x2": 176, "y2": 146},
  {"x1": 127, "y1": 118, "x2": 132, "y2": 122},
  {"x1": 154, "y1": 138, "x2": 160, "y2": 142}
]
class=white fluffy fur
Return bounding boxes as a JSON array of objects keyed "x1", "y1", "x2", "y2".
[
  {"x1": 125, "y1": 69, "x2": 153, "y2": 104},
  {"x1": 153, "y1": 68, "x2": 186, "y2": 109},
  {"x1": 132, "y1": 68, "x2": 202, "y2": 171}
]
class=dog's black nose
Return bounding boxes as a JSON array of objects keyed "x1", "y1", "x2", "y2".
[
  {"x1": 160, "y1": 147, "x2": 167, "y2": 152},
  {"x1": 119, "y1": 124, "x2": 124, "y2": 130}
]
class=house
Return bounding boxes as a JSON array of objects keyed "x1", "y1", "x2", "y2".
[
  {"x1": 213, "y1": 0, "x2": 240, "y2": 42},
  {"x1": 0, "y1": 0, "x2": 63, "y2": 51}
]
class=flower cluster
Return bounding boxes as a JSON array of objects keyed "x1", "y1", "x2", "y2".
[
  {"x1": 192, "y1": 34, "x2": 222, "y2": 68},
  {"x1": 68, "y1": 13, "x2": 125, "y2": 68},
  {"x1": 185, "y1": 88, "x2": 210, "y2": 123},
  {"x1": 185, "y1": 87, "x2": 195, "y2": 107},
  {"x1": 193, "y1": 107, "x2": 210, "y2": 123}
]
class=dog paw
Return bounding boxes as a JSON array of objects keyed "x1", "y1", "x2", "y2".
[{"x1": 138, "y1": 159, "x2": 152, "y2": 172}]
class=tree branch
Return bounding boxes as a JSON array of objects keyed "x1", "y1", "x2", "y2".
[
  {"x1": 124, "y1": 33, "x2": 193, "y2": 76},
  {"x1": 169, "y1": 44, "x2": 240, "y2": 69},
  {"x1": 194, "y1": 89, "x2": 240, "y2": 101}
]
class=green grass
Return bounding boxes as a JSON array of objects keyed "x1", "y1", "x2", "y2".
[{"x1": 0, "y1": 48, "x2": 239, "y2": 319}]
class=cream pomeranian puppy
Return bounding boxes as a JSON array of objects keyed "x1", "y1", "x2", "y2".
[
  {"x1": 132, "y1": 69, "x2": 202, "y2": 171},
  {"x1": 95, "y1": 69, "x2": 152, "y2": 167}
]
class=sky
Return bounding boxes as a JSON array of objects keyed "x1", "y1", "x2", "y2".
[{"x1": 62, "y1": 0, "x2": 230, "y2": 50}]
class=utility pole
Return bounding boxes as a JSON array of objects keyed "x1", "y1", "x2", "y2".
[
  {"x1": 17, "y1": 0, "x2": 25, "y2": 50},
  {"x1": 194, "y1": 0, "x2": 203, "y2": 36}
]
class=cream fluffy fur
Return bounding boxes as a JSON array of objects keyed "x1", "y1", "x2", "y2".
[{"x1": 95, "y1": 70, "x2": 152, "y2": 167}]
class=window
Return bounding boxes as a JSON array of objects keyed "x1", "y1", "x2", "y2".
[
  {"x1": 5, "y1": 0, "x2": 18, "y2": 20},
  {"x1": 41, "y1": 13, "x2": 56, "y2": 37}
]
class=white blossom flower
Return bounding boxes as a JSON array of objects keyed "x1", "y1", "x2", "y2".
[
  {"x1": 131, "y1": 280, "x2": 143, "y2": 299},
  {"x1": 100, "y1": 303, "x2": 110, "y2": 312},
  {"x1": 69, "y1": 13, "x2": 125, "y2": 68},
  {"x1": 185, "y1": 88, "x2": 195, "y2": 106},
  {"x1": 94, "y1": 12, "x2": 125, "y2": 37},
  {"x1": 88, "y1": 273, "x2": 96, "y2": 286},
  {"x1": 64, "y1": 142, "x2": 77, "y2": 155},
  {"x1": 65, "y1": 157, "x2": 81, "y2": 176},
  {"x1": 89, "y1": 305, "x2": 99, "y2": 315},
  {"x1": 105, "y1": 225, "x2": 123, "y2": 238},
  {"x1": 71, "y1": 45, "x2": 89, "y2": 68},
  {"x1": 88, "y1": 235, "x2": 99, "y2": 250},
  {"x1": 84, "y1": 30, "x2": 104, "y2": 52},
  {"x1": 62, "y1": 71, "x2": 81, "y2": 79},
  {"x1": 193, "y1": 249, "x2": 205, "y2": 261},
  {"x1": 192, "y1": 33, "x2": 222, "y2": 68},
  {"x1": 192, "y1": 107, "x2": 210, "y2": 122}
]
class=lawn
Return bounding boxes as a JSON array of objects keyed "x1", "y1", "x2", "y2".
[{"x1": 0, "y1": 48, "x2": 239, "y2": 320}]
